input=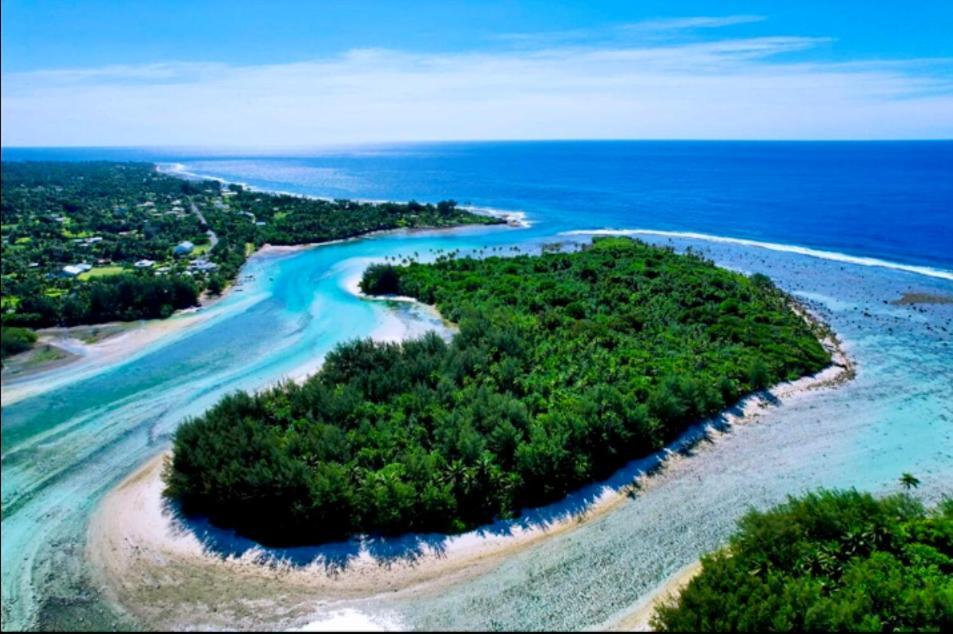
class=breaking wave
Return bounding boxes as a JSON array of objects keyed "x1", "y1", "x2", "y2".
[{"x1": 561, "y1": 229, "x2": 953, "y2": 282}]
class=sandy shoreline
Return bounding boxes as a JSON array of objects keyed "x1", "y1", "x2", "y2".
[
  {"x1": 1, "y1": 246, "x2": 294, "y2": 404},
  {"x1": 255, "y1": 211, "x2": 526, "y2": 258},
  {"x1": 85, "y1": 308, "x2": 852, "y2": 630},
  {"x1": 1, "y1": 306, "x2": 223, "y2": 405},
  {"x1": 0, "y1": 243, "x2": 259, "y2": 403}
]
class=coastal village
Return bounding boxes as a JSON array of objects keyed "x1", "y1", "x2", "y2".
[{"x1": 4, "y1": 169, "x2": 224, "y2": 288}]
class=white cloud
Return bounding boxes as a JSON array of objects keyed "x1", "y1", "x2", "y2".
[
  {"x1": 492, "y1": 14, "x2": 765, "y2": 46},
  {"x1": 3, "y1": 25, "x2": 952, "y2": 146},
  {"x1": 621, "y1": 15, "x2": 766, "y2": 32}
]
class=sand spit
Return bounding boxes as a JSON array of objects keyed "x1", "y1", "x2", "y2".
[
  {"x1": 86, "y1": 307, "x2": 851, "y2": 630},
  {"x1": 1, "y1": 309, "x2": 220, "y2": 405},
  {"x1": 890, "y1": 291, "x2": 953, "y2": 305}
]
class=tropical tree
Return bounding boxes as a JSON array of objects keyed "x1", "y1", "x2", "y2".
[
  {"x1": 899, "y1": 472, "x2": 921, "y2": 490},
  {"x1": 652, "y1": 490, "x2": 952, "y2": 632}
]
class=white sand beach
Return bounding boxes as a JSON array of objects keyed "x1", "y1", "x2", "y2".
[{"x1": 85, "y1": 310, "x2": 852, "y2": 630}]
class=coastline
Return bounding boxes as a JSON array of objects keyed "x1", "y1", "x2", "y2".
[
  {"x1": 1, "y1": 186, "x2": 525, "y2": 404},
  {"x1": 85, "y1": 309, "x2": 853, "y2": 630},
  {"x1": 0, "y1": 269, "x2": 260, "y2": 405},
  {"x1": 73, "y1": 164, "x2": 863, "y2": 630},
  {"x1": 253, "y1": 211, "x2": 525, "y2": 260},
  {"x1": 2, "y1": 308, "x2": 216, "y2": 405},
  {"x1": 157, "y1": 162, "x2": 533, "y2": 230}
]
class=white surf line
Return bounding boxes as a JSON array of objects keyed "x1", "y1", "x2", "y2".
[
  {"x1": 561, "y1": 229, "x2": 953, "y2": 282},
  {"x1": 158, "y1": 162, "x2": 254, "y2": 191},
  {"x1": 289, "y1": 608, "x2": 405, "y2": 632}
]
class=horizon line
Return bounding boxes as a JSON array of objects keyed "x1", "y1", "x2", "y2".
[{"x1": 4, "y1": 138, "x2": 953, "y2": 151}]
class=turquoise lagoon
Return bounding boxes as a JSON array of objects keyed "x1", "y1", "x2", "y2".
[{"x1": 1, "y1": 142, "x2": 951, "y2": 630}]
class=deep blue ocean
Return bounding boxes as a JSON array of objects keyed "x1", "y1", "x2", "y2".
[{"x1": 4, "y1": 141, "x2": 952, "y2": 270}]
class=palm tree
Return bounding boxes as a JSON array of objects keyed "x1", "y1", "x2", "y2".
[
  {"x1": 899, "y1": 472, "x2": 920, "y2": 490},
  {"x1": 442, "y1": 460, "x2": 467, "y2": 490}
]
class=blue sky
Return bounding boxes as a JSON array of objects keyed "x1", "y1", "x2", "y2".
[{"x1": 3, "y1": 1, "x2": 952, "y2": 145}]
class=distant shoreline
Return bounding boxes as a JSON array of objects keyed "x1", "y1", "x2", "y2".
[{"x1": 157, "y1": 161, "x2": 533, "y2": 229}]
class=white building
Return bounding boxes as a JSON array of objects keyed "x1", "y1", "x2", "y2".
[
  {"x1": 62, "y1": 263, "x2": 93, "y2": 277},
  {"x1": 188, "y1": 258, "x2": 218, "y2": 273}
]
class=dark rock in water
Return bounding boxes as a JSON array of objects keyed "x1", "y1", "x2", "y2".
[{"x1": 890, "y1": 292, "x2": 953, "y2": 305}]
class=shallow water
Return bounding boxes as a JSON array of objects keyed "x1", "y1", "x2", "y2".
[
  {"x1": 387, "y1": 238, "x2": 953, "y2": 630},
  {"x1": 1, "y1": 143, "x2": 952, "y2": 630},
  {"x1": 0, "y1": 229, "x2": 491, "y2": 630}
]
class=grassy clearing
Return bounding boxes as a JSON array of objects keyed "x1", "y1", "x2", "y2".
[
  {"x1": 78, "y1": 265, "x2": 126, "y2": 281},
  {"x1": 22, "y1": 344, "x2": 70, "y2": 367},
  {"x1": 61, "y1": 227, "x2": 92, "y2": 239}
]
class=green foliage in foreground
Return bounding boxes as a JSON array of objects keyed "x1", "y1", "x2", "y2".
[
  {"x1": 653, "y1": 490, "x2": 953, "y2": 632},
  {"x1": 1, "y1": 326, "x2": 37, "y2": 359},
  {"x1": 166, "y1": 238, "x2": 830, "y2": 545}
]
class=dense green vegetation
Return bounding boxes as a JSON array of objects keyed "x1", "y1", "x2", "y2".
[
  {"x1": 653, "y1": 489, "x2": 953, "y2": 632},
  {"x1": 195, "y1": 184, "x2": 501, "y2": 287},
  {"x1": 1, "y1": 161, "x2": 500, "y2": 344},
  {"x1": 1, "y1": 326, "x2": 37, "y2": 360},
  {"x1": 166, "y1": 237, "x2": 830, "y2": 545},
  {"x1": 2, "y1": 162, "x2": 209, "y2": 329}
]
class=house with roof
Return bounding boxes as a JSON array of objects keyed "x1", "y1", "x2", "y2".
[
  {"x1": 188, "y1": 258, "x2": 218, "y2": 273},
  {"x1": 62, "y1": 263, "x2": 93, "y2": 277}
]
